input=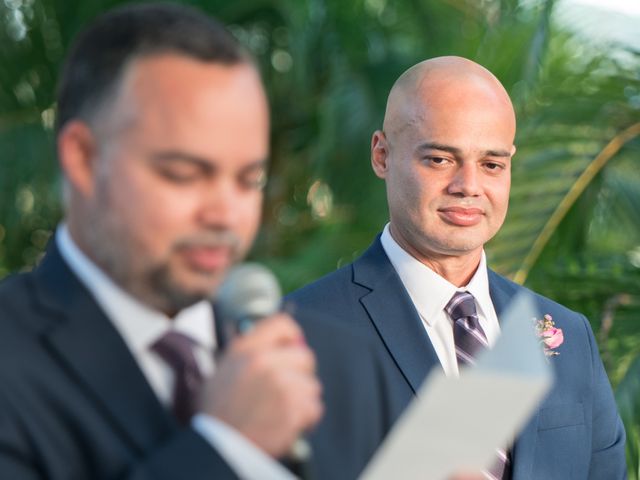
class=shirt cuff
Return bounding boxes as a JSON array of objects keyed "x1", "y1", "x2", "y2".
[{"x1": 191, "y1": 414, "x2": 297, "y2": 480}]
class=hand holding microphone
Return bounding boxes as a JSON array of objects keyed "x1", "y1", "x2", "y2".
[{"x1": 200, "y1": 264, "x2": 321, "y2": 473}]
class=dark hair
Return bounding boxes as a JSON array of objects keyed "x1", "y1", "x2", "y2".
[{"x1": 55, "y1": 2, "x2": 248, "y2": 135}]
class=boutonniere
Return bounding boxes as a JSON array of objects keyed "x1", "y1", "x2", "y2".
[{"x1": 535, "y1": 314, "x2": 564, "y2": 356}]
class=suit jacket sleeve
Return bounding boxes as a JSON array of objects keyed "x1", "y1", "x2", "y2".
[
  {"x1": 0, "y1": 400, "x2": 238, "y2": 480},
  {"x1": 582, "y1": 314, "x2": 627, "y2": 479},
  {"x1": 125, "y1": 428, "x2": 239, "y2": 480}
]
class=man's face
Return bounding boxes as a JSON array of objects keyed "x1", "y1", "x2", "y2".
[
  {"x1": 77, "y1": 55, "x2": 269, "y2": 314},
  {"x1": 376, "y1": 76, "x2": 515, "y2": 264}
]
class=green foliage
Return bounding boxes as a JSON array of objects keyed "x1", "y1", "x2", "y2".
[{"x1": 1, "y1": 0, "x2": 639, "y2": 474}]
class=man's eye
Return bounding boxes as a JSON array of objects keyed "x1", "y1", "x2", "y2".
[
  {"x1": 158, "y1": 168, "x2": 200, "y2": 183},
  {"x1": 428, "y1": 157, "x2": 448, "y2": 165},
  {"x1": 240, "y1": 170, "x2": 267, "y2": 190},
  {"x1": 484, "y1": 162, "x2": 504, "y2": 171}
]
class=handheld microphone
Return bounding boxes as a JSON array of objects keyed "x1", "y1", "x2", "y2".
[
  {"x1": 216, "y1": 263, "x2": 313, "y2": 480},
  {"x1": 216, "y1": 262, "x2": 282, "y2": 336}
]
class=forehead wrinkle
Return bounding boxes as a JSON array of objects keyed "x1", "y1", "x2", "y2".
[{"x1": 382, "y1": 56, "x2": 516, "y2": 146}]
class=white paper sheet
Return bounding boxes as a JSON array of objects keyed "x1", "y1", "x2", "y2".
[{"x1": 360, "y1": 293, "x2": 553, "y2": 480}]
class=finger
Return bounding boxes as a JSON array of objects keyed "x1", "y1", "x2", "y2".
[
  {"x1": 232, "y1": 313, "x2": 305, "y2": 351},
  {"x1": 247, "y1": 343, "x2": 318, "y2": 377},
  {"x1": 272, "y1": 371, "x2": 324, "y2": 430},
  {"x1": 294, "y1": 385, "x2": 324, "y2": 430}
]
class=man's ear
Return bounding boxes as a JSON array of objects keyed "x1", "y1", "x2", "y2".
[
  {"x1": 371, "y1": 130, "x2": 389, "y2": 179},
  {"x1": 57, "y1": 120, "x2": 99, "y2": 198}
]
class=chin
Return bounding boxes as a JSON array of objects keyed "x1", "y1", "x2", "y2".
[
  {"x1": 181, "y1": 272, "x2": 225, "y2": 294},
  {"x1": 148, "y1": 267, "x2": 221, "y2": 307},
  {"x1": 431, "y1": 238, "x2": 484, "y2": 256}
]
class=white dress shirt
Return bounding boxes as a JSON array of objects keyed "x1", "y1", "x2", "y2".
[
  {"x1": 380, "y1": 224, "x2": 501, "y2": 377},
  {"x1": 57, "y1": 225, "x2": 295, "y2": 480}
]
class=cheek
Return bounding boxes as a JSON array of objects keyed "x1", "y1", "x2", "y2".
[
  {"x1": 110, "y1": 178, "x2": 198, "y2": 253},
  {"x1": 488, "y1": 181, "x2": 511, "y2": 223},
  {"x1": 236, "y1": 193, "x2": 263, "y2": 239},
  {"x1": 402, "y1": 169, "x2": 440, "y2": 215},
  {"x1": 495, "y1": 183, "x2": 511, "y2": 212},
  {"x1": 389, "y1": 162, "x2": 419, "y2": 205},
  {"x1": 388, "y1": 168, "x2": 435, "y2": 228},
  {"x1": 146, "y1": 192, "x2": 191, "y2": 228}
]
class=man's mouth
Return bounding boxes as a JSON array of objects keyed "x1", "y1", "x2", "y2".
[
  {"x1": 438, "y1": 206, "x2": 485, "y2": 226},
  {"x1": 180, "y1": 245, "x2": 234, "y2": 272}
]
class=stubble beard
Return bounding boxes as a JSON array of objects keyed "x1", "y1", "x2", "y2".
[{"x1": 84, "y1": 188, "x2": 241, "y2": 315}]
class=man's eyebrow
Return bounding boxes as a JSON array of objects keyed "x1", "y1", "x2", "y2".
[
  {"x1": 150, "y1": 151, "x2": 214, "y2": 171},
  {"x1": 416, "y1": 142, "x2": 512, "y2": 158},
  {"x1": 416, "y1": 142, "x2": 462, "y2": 155},
  {"x1": 149, "y1": 151, "x2": 268, "y2": 172},
  {"x1": 482, "y1": 148, "x2": 512, "y2": 158}
]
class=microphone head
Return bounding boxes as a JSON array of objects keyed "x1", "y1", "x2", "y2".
[{"x1": 216, "y1": 262, "x2": 282, "y2": 335}]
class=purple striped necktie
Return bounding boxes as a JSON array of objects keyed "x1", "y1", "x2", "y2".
[
  {"x1": 445, "y1": 291, "x2": 512, "y2": 480},
  {"x1": 151, "y1": 331, "x2": 204, "y2": 425}
]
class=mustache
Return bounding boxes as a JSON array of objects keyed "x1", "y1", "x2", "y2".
[{"x1": 175, "y1": 230, "x2": 242, "y2": 252}]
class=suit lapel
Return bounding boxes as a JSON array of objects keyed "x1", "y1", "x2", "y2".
[
  {"x1": 351, "y1": 243, "x2": 541, "y2": 476},
  {"x1": 32, "y1": 244, "x2": 176, "y2": 453},
  {"x1": 353, "y1": 237, "x2": 440, "y2": 394},
  {"x1": 489, "y1": 271, "x2": 539, "y2": 480}
]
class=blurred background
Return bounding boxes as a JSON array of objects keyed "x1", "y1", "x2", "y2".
[{"x1": 1, "y1": 0, "x2": 639, "y2": 475}]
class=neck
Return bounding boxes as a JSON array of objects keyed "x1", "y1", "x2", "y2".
[
  {"x1": 64, "y1": 218, "x2": 180, "y2": 318},
  {"x1": 421, "y1": 255, "x2": 481, "y2": 287},
  {"x1": 388, "y1": 225, "x2": 482, "y2": 287}
]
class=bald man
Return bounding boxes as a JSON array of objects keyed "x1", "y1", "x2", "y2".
[{"x1": 288, "y1": 57, "x2": 627, "y2": 479}]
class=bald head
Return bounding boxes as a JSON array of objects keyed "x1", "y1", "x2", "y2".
[
  {"x1": 382, "y1": 56, "x2": 515, "y2": 140},
  {"x1": 371, "y1": 56, "x2": 516, "y2": 281}
]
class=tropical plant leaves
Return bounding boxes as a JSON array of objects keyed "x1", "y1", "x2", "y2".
[{"x1": 1, "y1": 0, "x2": 639, "y2": 474}]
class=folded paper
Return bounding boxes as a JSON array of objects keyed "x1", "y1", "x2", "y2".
[{"x1": 361, "y1": 293, "x2": 553, "y2": 480}]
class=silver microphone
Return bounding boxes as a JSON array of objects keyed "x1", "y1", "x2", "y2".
[
  {"x1": 216, "y1": 263, "x2": 312, "y2": 477},
  {"x1": 216, "y1": 263, "x2": 282, "y2": 336}
]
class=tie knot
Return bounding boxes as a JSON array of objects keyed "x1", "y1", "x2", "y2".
[
  {"x1": 445, "y1": 291, "x2": 478, "y2": 323},
  {"x1": 446, "y1": 291, "x2": 488, "y2": 368},
  {"x1": 151, "y1": 331, "x2": 203, "y2": 425},
  {"x1": 151, "y1": 331, "x2": 199, "y2": 374}
]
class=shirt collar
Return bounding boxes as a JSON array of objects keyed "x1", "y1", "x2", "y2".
[
  {"x1": 464, "y1": 250, "x2": 493, "y2": 324},
  {"x1": 56, "y1": 224, "x2": 216, "y2": 354},
  {"x1": 380, "y1": 223, "x2": 491, "y2": 325}
]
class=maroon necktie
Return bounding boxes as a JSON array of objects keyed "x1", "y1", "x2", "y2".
[
  {"x1": 445, "y1": 291, "x2": 512, "y2": 480},
  {"x1": 151, "y1": 331, "x2": 204, "y2": 425}
]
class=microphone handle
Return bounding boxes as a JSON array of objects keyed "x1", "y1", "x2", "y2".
[{"x1": 285, "y1": 438, "x2": 313, "y2": 480}]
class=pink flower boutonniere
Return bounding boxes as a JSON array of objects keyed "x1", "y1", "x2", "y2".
[{"x1": 536, "y1": 314, "x2": 564, "y2": 356}]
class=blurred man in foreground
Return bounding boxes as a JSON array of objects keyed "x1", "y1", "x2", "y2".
[
  {"x1": 289, "y1": 56, "x2": 627, "y2": 479},
  {"x1": 0, "y1": 4, "x2": 394, "y2": 479}
]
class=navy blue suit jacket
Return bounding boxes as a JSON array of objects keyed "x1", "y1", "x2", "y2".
[
  {"x1": 288, "y1": 236, "x2": 627, "y2": 479},
  {"x1": 0, "y1": 243, "x2": 395, "y2": 480}
]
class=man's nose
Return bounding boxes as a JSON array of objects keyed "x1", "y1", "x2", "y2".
[
  {"x1": 447, "y1": 163, "x2": 482, "y2": 197},
  {"x1": 198, "y1": 179, "x2": 239, "y2": 227}
]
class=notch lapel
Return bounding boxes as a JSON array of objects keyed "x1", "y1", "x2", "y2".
[
  {"x1": 353, "y1": 238, "x2": 440, "y2": 394},
  {"x1": 32, "y1": 245, "x2": 176, "y2": 453},
  {"x1": 489, "y1": 270, "x2": 539, "y2": 480}
]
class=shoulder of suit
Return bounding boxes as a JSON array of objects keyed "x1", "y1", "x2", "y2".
[
  {"x1": 0, "y1": 271, "x2": 34, "y2": 316},
  {"x1": 0, "y1": 271, "x2": 48, "y2": 375},
  {"x1": 287, "y1": 237, "x2": 388, "y2": 301},
  {"x1": 0, "y1": 268, "x2": 60, "y2": 348},
  {"x1": 286, "y1": 261, "x2": 355, "y2": 301},
  {"x1": 489, "y1": 269, "x2": 588, "y2": 325}
]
